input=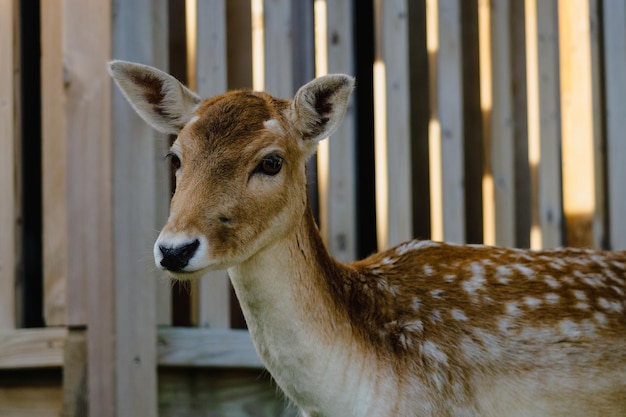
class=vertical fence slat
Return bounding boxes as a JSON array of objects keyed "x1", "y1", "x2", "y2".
[
  {"x1": 526, "y1": 0, "x2": 563, "y2": 249},
  {"x1": 0, "y1": 0, "x2": 16, "y2": 330},
  {"x1": 437, "y1": 0, "x2": 465, "y2": 244},
  {"x1": 193, "y1": 0, "x2": 231, "y2": 329},
  {"x1": 61, "y1": 0, "x2": 116, "y2": 414},
  {"x1": 488, "y1": 0, "x2": 516, "y2": 247},
  {"x1": 604, "y1": 1, "x2": 626, "y2": 250},
  {"x1": 558, "y1": 0, "x2": 603, "y2": 248},
  {"x1": 263, "y1": 0, "x2": 293, "y2": 97},
  {"x1": 374, "y1": 0, "x2": 412, "y2": 250},
  {"x1": 315, "y1": 0, "x2": 356, "y2": 262},
  {"x1": 111, "y1": 0, "x2": 167, "y2": 414},
  {"x1": 41, "y1": 0, "x2": 68, "y2": 326}
]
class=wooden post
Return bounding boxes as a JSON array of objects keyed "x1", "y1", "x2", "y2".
[
  {"x1": 41, "y1": 0, "x2": 68, "y2": 326},
  {"x1": 436, "y1": 0, "x2": 465, "y2": 244},
  {"x1": 0, "y1": 0, "x2": 17, "y2": 330},
  {"x1": 315, "y1": 0, "x2": 357, "y2": 262},
  {"x1": 488, "y1": 0, "x2": 516, "y2": 247},
  {"x1": 262, "y1": 0, "x2": 294, "y2": 98},
  {"x1": 603, "y1": 0, "x2": 626, "y2": 250},
  {"x1": 374, "y1": 0, "x2": 413, "y2": 250},
  {"x1": 192, "y1": 0, "x2": 232, "y2": 329},
  {"x1": 525, "y1": 0, "x2": 563, "y2": 249},
  {"x1": 62, "y1": 0, "x2": 116, "y2": 414},
  {"x1": 558, "y1": 0, "x2": 604, "y2": 248},
  {"x1": 111, "y1": 0, "x2": 167, "y2": 414}
]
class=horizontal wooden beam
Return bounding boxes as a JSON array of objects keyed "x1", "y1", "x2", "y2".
[
  {"x1": 157, "y1": 328, "x2": 263, "y2": 368},
  {"x1": 0, "y1": 327, "x2": 263, "y2": 370},
  {"x1": 0, "y1": 328, "x2": 67, "y2": 369}
]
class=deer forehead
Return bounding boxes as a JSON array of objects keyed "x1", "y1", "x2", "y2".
[{"x1": 175, "y1": 90, "x2": 297, "y2": 163}]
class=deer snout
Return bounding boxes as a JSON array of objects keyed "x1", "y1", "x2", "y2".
[
  {"x1": 158, "y1": 240, "x2": 199, "y2": 271},
  {"x1": 154, "y1": 232, "x2": 210, "y2": 273}
]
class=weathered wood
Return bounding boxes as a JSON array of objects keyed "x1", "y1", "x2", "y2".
[
  {"x1": 111, "y1": 0, "x2": 168, "y2": 415},
  {"x1": 157, "y1": 328, "x2": 262, "y2": 368},
  {"x1": 0, "y1": 329, "x2": 67, "y2": 369},
  {"x1": 373, "y1": 0, "x2": 413, "y2": 250},
  {"x1": 315, "y1": 0, "x2": 357, "y2": 262},
  {"x1": 603, "y1": 0, "x2": 626, "y2": 250},
  {"x1": 226, "y1": 0, "x2": 253, "y2": 90},
  {"x1": 558, "y1": 0, "x2": 602, "y2": 248},
  {"x1": 525, "y1": 0, "x2": 563, "y2": 249},
  {"x1": 191, "y1": 0, "x2": 232, "y2": 329},
  {"x1": 489, "y1": 0, "x2": 516, "y2": 247},
  {"x1": 62, "y1": 329, "x2": 87, "y2": 417},
  {"x1": 0, "y1": 369, "x2": 62, "y2": 417},
  {"x1": 0, "y1": 0, "x2": 17, "y2": 330},
  {"x1": 159, "y1": 368, "x2": 298, "y2": 417},
  {"x1": 437, "y1": 0, "x2": 465, "y2": 244},
  {"x1": 41, "y1": 0, "x2": 68, "y2": 326},
  {"x1": 262, "y1": 0, "x2": 293, "y2": 98}
]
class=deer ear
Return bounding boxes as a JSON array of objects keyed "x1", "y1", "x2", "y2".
[
  {"x1": 108, "y1": 60, "x2": 201, "y2": 135},
  {"x1": 290, "y1": 74, "x2": 355, "y2": 143}
]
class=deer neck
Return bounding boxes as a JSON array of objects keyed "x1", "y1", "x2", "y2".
[{"x1": 227, "y1": 203, "x2": 391, "y2": 415}]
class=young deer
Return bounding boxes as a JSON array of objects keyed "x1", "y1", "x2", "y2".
[{"x1": 109, "y1": 60, "x2": 626, "y2": 417}]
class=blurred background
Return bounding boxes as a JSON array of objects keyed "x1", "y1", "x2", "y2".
[{"x1": 1, "y1": 0, "x2": 625, "y2": 416}]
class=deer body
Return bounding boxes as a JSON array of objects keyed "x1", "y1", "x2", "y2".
[{"x1": 109, "y1": 60, "x2": 626, "y2": 417}]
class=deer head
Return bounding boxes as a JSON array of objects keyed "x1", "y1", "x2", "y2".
[{"x1": 108, "y1": 61, "x2": 354, "y2": 277}]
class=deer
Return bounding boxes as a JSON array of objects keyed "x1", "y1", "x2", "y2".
[{"x1": 108, "y1": 60, "x2": 626, "y2": 417}]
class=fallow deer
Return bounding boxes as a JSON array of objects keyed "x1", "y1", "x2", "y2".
[{"x1": 109, "y1": 60, "x2": 626, "y2": 417}]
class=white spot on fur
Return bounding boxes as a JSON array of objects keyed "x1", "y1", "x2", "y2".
[
  {"x1": 411, "y1": 297, "x2": 421, "y2": 311},
  {"x1": 611, "y1": 260, "x2": 626, "y2": 270},
  {"x1": 463, "y1": 263, "x2": 486, "y2": 296},
  {"x1": 423, "y1": 264, "x2": 434, "y2": 276},
  {"x1": 575, "y1": 302, "x2": 590, "y2": 310},
  {"x1": 403, "y1": 320, "x2": 424, "y2": 333},
  {"x1": 430, "y1": 289, "x2": 444, "y2": 299},
  {"x1": 544, "y1": 275, "x2": 560, "y2": 289},
  {"x1": 524, "y1": 297, "x2": 541, "y2": 309},
  {"x1": 444, "y1": 274, "x2": 456, "y2": 283},
  {"x1": 598, "y1": 297, "x2": 623, "y2": 313},
  {"x1": 559, "y1": 319, "x2": 581, "y2": 338},
  {"x1": 545, "y1": 293, "x2": 560, "y2": 304},
  {"x1": 495, "y1": 265, "x2": 513, "y2": 284},
  {"x1": 506, "y1": 301, "x2": 522, "y2": 317},
  {"x1": 430, "y1": 310, "x2": 443, "y2": 324},
  {"x1": 263, "y1": 118, "x2": 284, "y2": 134},
  {"x1": 612, "y1": 285, "x2": 625, "y2": 296},
  {"x1": 396, "y1": 240, "x2": 439, "y2": 256},
  {"x1": 594, "y1": 311, "x2": 608, "y2": 325},
  {"x1": 572, "y1": 290, "x2": 587, "y2": 301},
  {"x1": 514, "y1": 264, "x2": 535, "y2": 279},
  {"x1": 451, "y1": 309, "x2": 468, "y2": 321},
  {"x1": 421, "y1": 341, "x2": 448, "y2": 365}
]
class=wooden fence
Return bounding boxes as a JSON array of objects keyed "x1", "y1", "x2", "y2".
[{"x1": 1, "y1": 0, "x2": 626, "y2": 416}]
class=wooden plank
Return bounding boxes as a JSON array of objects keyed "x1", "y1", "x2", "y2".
[
  {"x1": 437, "y1": 0, "x2": 465, "y2": 244},
  {"x1": 604, "y1": 0, "x2": 626, "y2": 250},
  {"x1": 157, "y1": 328, "x2": 263, "y2": 368},
  {"x1": 226, "y1": 0, "x2": 253, "y2": 90},
  {"x1": 111, "y1": 0, "x2": 167, "y2": 415},
  {"x1": 488, "y1": 0, "x2": 516, "y2": 247},
  {"x1": 0, "y1": 329, "x2": 67, "y2": 369},
  {"x1": 159, "y1": 368, "x2": 298, "y2": 417},
  {"x1": 191, "y1": 0, "x2": 232, "y2": 329},
  {"x1": 0, "y1": 0, "x2": 16, "y2": 330},
  {"x1": 62, "y1": 0, "x2": 116, "y2": 411},
  {"x1": 373, "y1": 0, "x2": 413, "y2": 250},
  {"x1": 263, "y1": 0, "x2": 293, "y2": 97},
  {"x1": 0, "y1": 370, "x2": 62, "y2": 417},
  {"x1": 315, "y1": 0, "x2": 356, "y2": 262},
  {"x1": 558, "y1": 0, "x2": 601, "y2": 247},
  {"x1": 41, "y1": 0, "x2": 68, "y2": 326},
  {"x1": 62, "y1": 329, "x2": 87, "y2": 417},
  {"x1": 525, "y1": 0, "x2": 563, "y2": 249}
]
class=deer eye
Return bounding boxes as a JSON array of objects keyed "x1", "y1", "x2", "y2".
[
  {"x1": 255, "y1": 155, "x2": 284, "y2": 176},
  {"x1": 167, "y1": 152, "x2": 181, "y2": 170}
]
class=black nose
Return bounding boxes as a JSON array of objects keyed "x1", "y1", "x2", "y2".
[{"x1": 159, "y1": 240, "x2": 200, "y2": 272}]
